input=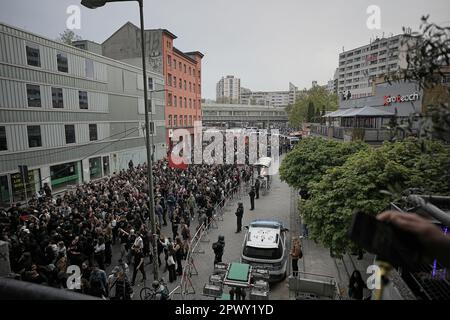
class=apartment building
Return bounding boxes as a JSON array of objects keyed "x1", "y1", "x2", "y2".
[
  {"x1": 0, "y1": 23, "x2": 166, "y2": 207},
  {"x1": 337, "y1": 34, "x2": 412, "y2": 99},
  {"x1": 240, "y1": 82, "x2": 298, "y2": 107},
  {"x1": 216, "y1": 75, "x2": 241, "y2": 104},
  {"x1": 102, "y1": 22, "x2": 203, "y2": 147}
]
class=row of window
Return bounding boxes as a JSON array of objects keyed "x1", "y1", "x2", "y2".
[
  {"x1": 167, "y1": 55, "x2": 200, "y2": 78},
  {"x1": 166, "y1": 93, "x2": 201, "y2": 109},
  {"x1": 26, "y1": 43, "x2": 95, "y2": 78},
  {"x1": 340, "y1": 39, "x2": 399, "y2": 58},
  {"x1": 0, "y1": 124, "x2": 98, "y2": 151},
  {"x1": 167, "y1": 73, "x2": 201, "y2": 93},
  {"x1": 167, "y1": 115, "x2": 201, "y2": 127},
  {"x1": 25, "y1": 84, "x2": 89, "y2": 109}
]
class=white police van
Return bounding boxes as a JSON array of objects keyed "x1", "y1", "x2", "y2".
[{"x1": 241, "y1": 219, "x2": 289, "y2": 282}]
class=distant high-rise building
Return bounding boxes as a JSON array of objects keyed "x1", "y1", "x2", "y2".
[
  {"x1": 337, "y1": 34, "x2": 413, "y2": 99},
  {"x1": 216, "y1": 75, "x2": 241, "y2": 103},
  {"x1": 240, "y1": 82, "x2": 298, "y2": 107}
]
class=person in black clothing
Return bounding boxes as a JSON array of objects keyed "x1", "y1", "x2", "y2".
[
  {"x1": 128, "y1": 159, "x2": 134, "y2": 170},
  {"x1": 235, "y1": 203, "x2": 244, "y2": 233},
  {"x1": 254, "y1": 179, "x2": 260, "y2": 199},
  {"x1": 348, "y1": 270, "x2": 367, "y2": 300},
  {"x1": 249, "y1": 187, "x2": 255, "y2": 211},
  {"x1": 212, "y1": 235, "x2": 225, "y2": 264},
  {"x1": 131, "y1": 248, "x2": 146, "y2": 286}
]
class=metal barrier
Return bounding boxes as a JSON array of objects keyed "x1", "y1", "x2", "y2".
[{"x1": 173, "y1": 182, "x2": 246, "y2": 299}]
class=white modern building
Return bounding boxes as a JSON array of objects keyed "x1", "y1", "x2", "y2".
[
  {"x1": 0, "y1": 22, "x2": 167, "y2": 207},
  {"x1": 337, "y1": 34, "x2": 413, "y2": 99},
  {"x1": 240, "y1": 82, "x2": 298, "y2": 108},
  {"x1": 216, "y1": 75, "x2": 241, "y2": 104}
]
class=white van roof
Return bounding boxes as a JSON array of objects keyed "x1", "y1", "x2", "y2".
[{"x1": 246, "y1": 226, "x2": 280, "y2": 249}]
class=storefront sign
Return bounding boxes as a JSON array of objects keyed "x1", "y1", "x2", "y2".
[{"x1": 384, "y1": 92, "x2": 420, "y2": 106}]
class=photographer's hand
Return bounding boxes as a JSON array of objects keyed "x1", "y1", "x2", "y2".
[{"x1": 377, "y1": 211, "x2": 450, "y2": 268}]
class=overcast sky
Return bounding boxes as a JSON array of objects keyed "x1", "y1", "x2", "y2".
[{"x1": 1, "y1": 0, "x2": 449, "y2": 99}]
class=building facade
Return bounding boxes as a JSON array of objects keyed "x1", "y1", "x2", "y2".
[
  {"x1": 202, "y1": 103, "x2": 288, "y2": 129},
  {"x1": 337, "y1": 34, "x2": 413, "y2": 98},
  {"x1": 239, "y1": 82, "x2": 298, "y2": 108},
  {"x1": 216, "y1": 75, "x2": 241, "y2": 104},
  {"x1": 102, "y1": 22, "x2": 203, "y2": 147},
  {"x1": 0, "y1": 23, "x2": 166, "y2": 207}
]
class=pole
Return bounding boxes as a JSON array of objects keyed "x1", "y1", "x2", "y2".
[{"x1": 138, "y1": 0, "x2": 159, "y2": 280}]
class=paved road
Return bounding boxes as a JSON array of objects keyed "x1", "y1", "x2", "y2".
[{"x1": 105, "y1": 161, "x2": 374, "y2": 300}]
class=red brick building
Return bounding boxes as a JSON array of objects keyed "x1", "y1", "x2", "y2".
[
  {"x1": 161, "y1": 32, "x2": 203, "y2": 147},
  {"x1": 102, "y1": 22, "x2": 203, "y2": 148}
]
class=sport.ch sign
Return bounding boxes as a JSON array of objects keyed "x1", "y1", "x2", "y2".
[{"x1": 384, "y1": 92, "x2": 420, "y2": 106}]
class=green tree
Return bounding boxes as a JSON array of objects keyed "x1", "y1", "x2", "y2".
[
  {"x1": 306, "y1": 101, "x2": 315, "y2": 122},
  {"x1": 301, "y1": 138, "x2": 450, "y2": 257},
  {"x1": 288, "y1": 85, "x2": 338, "y2": 127},
  {"x1": 57, "y1": 29, "x2": 82, "y2": 45},
  {"x1": 279, "y1": 137, "x2": 368, "y2": 190}
]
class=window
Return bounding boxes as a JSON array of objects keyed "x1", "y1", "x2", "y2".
[
  {"x1": 89, "y1": 124, "x2": 98, "y2": 141},
  {"x1": 57, "y1": 52, "x2": 68, "y2": 73},
  {"x1": 189, "y1": 67, "x2": 191, "y2": 75},
  {"x1": 179, "y1": 97, "x2": 182, "y2": 107},
  {"x1": 198, "y1": 70, "x2": 201, "y2": 78},
  {"x1": 174, "y1": 115, "x2": 178, "y2": 127},
  {"x1": 168, "y1": 115, "x2": 172, "y2": 127},
  {"x1": 173, "y1": 76, "x2": 177, "y2": 87},
  {"x1": 184, "y1": 80, "x2": 186, "y2": 90},
  {"x1": 27, "y1": 125, "x2": 42, "y2": 148},
  {"x1": 173, "y1": 59, "x2": 177, "y2": 69},
  {"x1": 198, "y1": 84, "x2": 201, "y2": 93},
  {"x1": 193, "y1": 100, "x2": 196, "y2": 109},
  {"x1": 168, "y1": 74, "x2": 172, "y2": 86},
  {"x1": 52, "y1": 88, "x2": 64, "y2": 108},
  {"x1": 189, "y1": 115, "x2": 192, "y2": 126},
  {"x1": 174, "y1": 95, "x2": 177, "y2": 107},
  {"x1": 189, "y1": 82, "x2": 192, "y2": 92},
  {"x1": 184, "y1": 115, "x2": 187, "y2": 126},
  {"x1": 148, "y1": 77, "x2": 154, "y2": 91},
  {"x1": 26, "y1": 84, "x2": 41, "y2": 107},
  {"x1": 79, "y1": 91, "x2": 88, "y2": 109},
  {"x1": 184, "y1": 97, "x2": 187, "y2": 108},
  {"x1": 189, "y1": 98, "x2": 192, "y2": 108},
  {"x1": 184, "y1": 64, "x2": 186, "y2": 73},
  {"x1": 85, "y1": 58, "x2": 94, "y2": 79},
  {"x1": 26, "y1": 43, "x2": 41, "y2": 67},
  {"x1": 179, "y1": 62, "x2": 182, "y2": 70},
  {"x1": 179, "y1": 78, "x2": 182, "y2": 89},
  {"x1": 168, "y1": 93, "x2": 172, "y2": 106},
  {"x1": 150, "y1": 122, "x2": 155, "y2": 134},
  {"x1": 65, "y1": 125, "x2": 76, "y2": 144},
  {"x1": 0, "y1": 126, "x2": 7, "y2": 151},
  {"x1": 167, "y1": 55, "x2": 172, "y2": 67}
]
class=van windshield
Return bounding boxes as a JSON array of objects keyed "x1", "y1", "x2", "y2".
[{"x1": 243, "y1": 242, "x2": 283, "y2": 260}]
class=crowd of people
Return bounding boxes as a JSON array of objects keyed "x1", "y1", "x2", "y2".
[{"x1": 0, "y1": 159, "x2": 252, "y2": 299}]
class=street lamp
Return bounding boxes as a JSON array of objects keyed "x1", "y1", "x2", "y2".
[{"x1": 81, "y1": 0, "x2": 159, "y2": 280}]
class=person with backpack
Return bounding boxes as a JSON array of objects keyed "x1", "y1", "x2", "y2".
[
  {"x1": 290, "y1": 237, "x2": 303, "y2": 277},
  {"x1": 212, "y1": 235, "x2": 225, "y2": 264}
]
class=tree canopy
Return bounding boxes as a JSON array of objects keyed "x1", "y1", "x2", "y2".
[
  {"x1": 299, "y1": 138, "x2": 450, "y2": 257},
  {"x1": 57, "y1": 29, "x2": 82, "y2": 45},
  {"x1": 287, "y1": 85, "x2": 338, "y2": 128},
  {"x1": 279, "y1": 137, "x2": 368, "y2": 190}
]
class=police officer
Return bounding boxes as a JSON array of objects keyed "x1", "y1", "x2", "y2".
[
  {"x1": 212, "y1": 235, "x2": 225, "y2": 264},
  {"x1": 249, "y1": 187, "x2": 255, "y2": 211},
  {"x1": 235, "y1": 203, "x2": 244, "y2": 233},
  {"x1": 254, "y1": 179, "x2": 260, "y2": 199}
]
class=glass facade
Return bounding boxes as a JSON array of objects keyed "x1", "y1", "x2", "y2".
[
  {"x1": 89, "y1": 157, "x2": 102, "y2": 180},
  {"x1": 50, "y1": 161, "x2": 81, "y2": 191}
]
